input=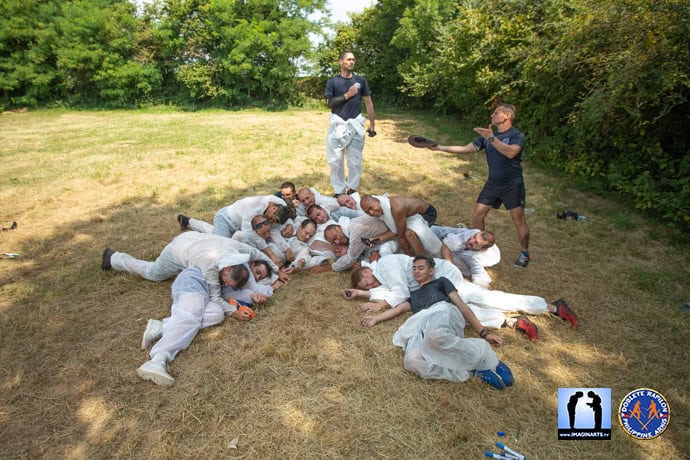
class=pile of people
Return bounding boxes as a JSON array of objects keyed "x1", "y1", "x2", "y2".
[{"x1": 100, "y1": 52, "x2": 581, "y2": 389}]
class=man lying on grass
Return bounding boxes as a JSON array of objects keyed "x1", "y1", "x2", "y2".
[
  {"x1": 137, "y1": 254, "x2": 254, "y2": 386},
  {"x1": 358, "y1": 255, "x2": 514, "y2": 389},
  {"x1": 345, "y1": 254, "x2": 580, "y2": 342}
]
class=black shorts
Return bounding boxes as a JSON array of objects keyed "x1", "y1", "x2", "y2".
[
  {"x1": 477, "y1": 181, "x2": 525, "y2": 210},
  {"x1": 421, "y1": 204, "x2": 437, "y2": 226}
]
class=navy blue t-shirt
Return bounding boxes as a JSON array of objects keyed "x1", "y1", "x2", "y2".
[
  {"x1": 472, "y1": 127, "x2": 526, "y2": 184},
  {"x1": 324, "y1": 74, "x2": 371, "y2": 121},
  {"x1": 408, "y1": 277, "x2": 456, "y2": 314}
]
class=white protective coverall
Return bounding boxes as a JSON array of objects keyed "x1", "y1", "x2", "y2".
[
  {"x1": 367, "y1": 254, "x2": 549, "y2": 329},
  {"x1": 109, "y1": 232, "x2": 278, "y2": 310},
  {"x1": 392, "y1": 301, "x2": 499, "y2": 382}
]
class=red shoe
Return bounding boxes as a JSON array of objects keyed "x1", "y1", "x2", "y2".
[
  {"x1": 514, "y1": 315, "x2": 539, "y2": 341},
  {"x1": 554, "y1": 299, "x2": 579, "y2": 329}
]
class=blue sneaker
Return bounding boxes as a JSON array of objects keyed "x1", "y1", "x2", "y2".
[
  {"x1": 495, "y1": 361, "x2": 514, "y2": 387},
  {"x1": 474, "y1": 369, "x2": 505, "y2": 390}
]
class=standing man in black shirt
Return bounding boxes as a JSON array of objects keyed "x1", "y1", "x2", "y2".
[
  {"x1": 324, "y1": 51, "x2": 376, "y2": 197},
  {"x1": 430, "y1": 104, "x2": 530, "y2": 268}
]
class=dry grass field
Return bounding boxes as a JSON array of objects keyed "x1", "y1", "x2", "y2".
[{"x1": 0, "y1": 108, "x2": 688, "y2": 459}]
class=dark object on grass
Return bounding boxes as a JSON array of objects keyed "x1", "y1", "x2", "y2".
[
  {"x1": 2, "y1": 221, "x2": 17, "y2": 231},
  {"x1": 407, "y1": 135, "x2": 438, "y2": 148}
]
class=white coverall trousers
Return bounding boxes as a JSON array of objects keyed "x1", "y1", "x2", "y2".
[
  {"x1": 392, "y1": 302, "x2": 499, "y2": 382},
  {"x1": 150, "y1": 267, "x2": 227, "y2": 362},
  {"x1": 326, "y1": 113, "x2": 366, "y2": 194}
]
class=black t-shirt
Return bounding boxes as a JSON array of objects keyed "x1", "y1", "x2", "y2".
[
  {"x1": 324, "y1": 74, "x2": 372, "y2": 121},
  {"x1": 409, "y1": 277, "x2": 456, "y2": 314},
  {"x1": 472, "y1": 126, "x2": 526, "y2": 185}
]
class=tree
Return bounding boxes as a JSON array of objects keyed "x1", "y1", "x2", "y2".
[{"x1": 0, "y1": 0, "x2": 60, "y2": 107}]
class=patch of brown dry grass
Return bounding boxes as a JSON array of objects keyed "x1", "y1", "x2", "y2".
[{"x1": 0, "y1": 109, "x2": 688, "y2": 459}]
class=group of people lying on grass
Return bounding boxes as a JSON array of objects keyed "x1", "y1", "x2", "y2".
[{"x1": 101, "y1": 181, "x2": 579, "y2": 388}]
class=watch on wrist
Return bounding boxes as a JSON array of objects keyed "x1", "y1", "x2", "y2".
[{"x1": 487, "y1": 136, "x2": 495, "y2": 143}]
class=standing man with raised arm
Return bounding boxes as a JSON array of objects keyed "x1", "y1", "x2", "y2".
[
  {"x1": 429, "y1": 104, "x2": 531, "y2": 268},
  {"x1": 325, "y1": 51, "x2": 376, "y2": 197}
]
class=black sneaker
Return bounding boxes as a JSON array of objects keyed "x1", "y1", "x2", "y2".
[
  {"x1": 101, "y1": 248, "x2": 114, "y2": 270},
  {"x1": 514, "y1": 253, "x2": 530, "y2": 268},
  {"x1": 177, "y1": 214, "x2": 190, "y2": 230}
]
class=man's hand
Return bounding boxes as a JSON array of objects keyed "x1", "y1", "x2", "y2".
[
  {"x1": 473, "y1": 126, "x2": 493, "y2": 139},
  {"x1": 278, "y1": 268, "x2": 290, "y2": 282},
  {"x1": 231, "y1": 309, "x2": 253, "y2": 321},
  {"x1": 368, "y1": 250, "x2": 380, "y2": 262},
  {"x1": 309, "y1": 264, "x2": 332, "y2": 274},
  {"x1": 250, "y1": 292, "x2": 268, "y2": 304},
  {"x1": 360, "y1": 315, "x2": 379, "y2": 327},
  {"x1": 343, "y1": 288, "x2": 367, "y2": 299},
  {"x1": 486, "y1": 332, "x2": 503, "y2": 346}
]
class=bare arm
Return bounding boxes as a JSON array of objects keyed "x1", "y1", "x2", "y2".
[
  {"x1": 440, "y1": 242, "x2": 453, "y2": 262},
  {"x1": 390, "y1": 196, "x2": 411, "y2": 254},
  {"x1": 361, "y1": 301, "x2": 411, "y2": 327},
  {"x1": 360, "y1": 300, "x2": 390, "y2": 313},
  {"x1": 447, "y1": 290, "x2": 503, "y2": 345},
  {"x1": 363, "y1": 95, "x2": 375, "y2": 132},
  {"x1": 430, "y1": 142, "x2": 479, "y2": 154}
]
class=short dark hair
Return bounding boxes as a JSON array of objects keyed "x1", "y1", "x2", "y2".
[
  {"x1": 280, "y1": 181, "x2": 296, "y2": 192},
  {"x1": 228, "y1": 264, "x2": 250, "y2": 288},
  {"x1": 413, "y1": 255, "x2": 435, "y2": 268},
  {"x1": 323, "y1": 223, "x2": 340, "y2": 241},
  {"x1": 351, "y1": 266, "x2": 368, "y2": 288},
  {"x1": 306, "y1": 204, "x2": 323, "y2": 217},
  {"x1": 339, "y1": 51, "x2": 354, "y2": 60},
  {"x1": 252, "y1": 259, "x2": 273, "y2": 277}
]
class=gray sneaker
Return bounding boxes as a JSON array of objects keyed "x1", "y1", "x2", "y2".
[
  {"x1": 137, "y1": 358, "x2": 174, "y2": 386},
  {"x1": 514, "y1": 253, "x2": 530, "y2": 268},
  {"x1": 141, "y1": 319, "x2": 163, "y2": 350}
]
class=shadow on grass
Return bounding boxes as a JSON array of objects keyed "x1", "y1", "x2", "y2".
[{"x1": 1, "y1": 153, "x2": 689, "y2": 458}]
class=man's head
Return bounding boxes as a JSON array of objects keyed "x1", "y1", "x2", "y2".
[
  {"x1": 265, "y1": 202, "x2": 290, "y2": 225},
  {"x1": 297, "y1": 187, "x2": 315, "y2": 208},
  {"x1": 250, "y1": 260, "x2": 272, "y2": 282},
  {"x1": 251, "y1": 215, "x2": 272, "y2": 239},
  {"x1": 296, "y1": 218, "x2": 317, "y2": 243},
  {"x1": 307, "y1": 204, "x2": 329, "y2": 224},
  {"x1": 338, "y1": 51, "x2": 356, "y2": 72},
  {"x1": 332, "y1": 244, "x2": 348, "y2": 258},
  {"x1": 412, "y1": 255, "x2": 435, "y2": 283},
  {"x1": 279, "y1": 182, "x2": 297, "y2": 202},
  {"x1": 324, "y1": 224, "x2": 348, "y2": 246},
  {"x1": 360, "y1": 195, "x2": 383, "y2": 218},
  {"x1": 350, "y1": 267, "x2": 381, "y2": 290},
  {"x1": 465, "y1": 230, "x2": 496, "y2": 251},
  {"x1": 337, "y1": 193, "x2": 357, "y2": 210},
  {"x1": 491, "y1": 103, "x2": 516, "y2": 127},
  {"x1": 217, "y1": 253, "x2": 251, "y2": 288}
]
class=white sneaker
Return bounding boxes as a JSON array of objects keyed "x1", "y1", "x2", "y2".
[
  {"x1": 140, "y1": 319, "x2": 163, "y2": 350},
  {"x1": 136, "y1": 358, "x2": 174, "y2": 386}
]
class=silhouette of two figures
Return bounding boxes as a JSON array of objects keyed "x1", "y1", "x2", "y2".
[{"x1": 567, "y1": 390, "x2": 602, "y2": 430}]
